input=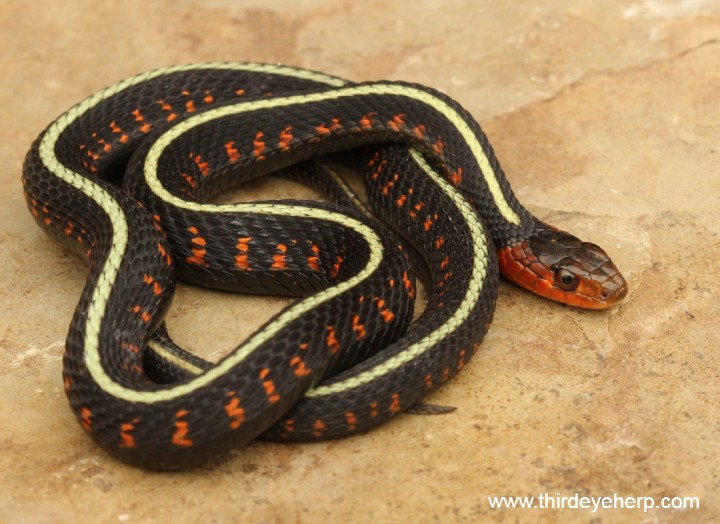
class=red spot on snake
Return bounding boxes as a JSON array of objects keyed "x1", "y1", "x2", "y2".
[
  {"x1": 80, "y1": 407, "x2": 92, "y2": 431},
  {"x1": 389, "y1": 393, "x2": 401, "y2": 413},
  {"x1": 331, "y1": 256, "x2": 344, "y2": 278},
  {"x1": 352, "y1": 315, "x2": 366, "y2": 340},
  {"x1": 325, "y1": 326, "x2": 340, "y2": 354},
  {"x1": 289, "y1": 356, "x2": 311, "y2": 378},
  {"x1": 312, "y1": 419, "x2": 326, "y2": 437},
  {"x1": 449, "y1": 167, "x2": 463, "y2": 187},
  {"x1": 345, "y1": 412, "x2": 358, "y2": 431},
  {"x1": 271, "y1": 243, "x2": 287, "y2": 270},
  {"x1": 193, "y1": 153, "x2": 210, "y2": 176},
  {"x1": 278, "y1": 126, "x2": 293, "y2": 151},
  {"x1": 387, "y1": 113, "x2": 406, "y2": 132},
  {"x1": 259, "y1": 368, "x2": 281, "y2": 404},
  {"x1": 253, "y1": 131, "x2": 267, "y2": 159},
  {"x1": 402, "y1": 271, "x2": 415, "y2": 299},
  {"x1": 369, "y1": 402, "x2": 379, "y2": 418},
  {"x1": 225, "y1": 141, "x2": 241, "y2": 163},
  {"x1": 359, "y1": 112, "x2": 377, "y2": 129},
  {"x1": 172, "y1": 410, "x2": 193, "y2": 447},
  {"x1": 119, "y1": 418, "x2": 140, "y2": 448},
  {"x1": 307, "y1": 244, "x2": 320, "y2": 271},
  {"x1": 424, "y1": 373, "x2": 433, "y2": 388},
  {"x1": 224, "y1": 391, "x2": 246, "y2": 429},
  {"x1": 131, "y1": 109, "x2": 152, "y2": 133}
]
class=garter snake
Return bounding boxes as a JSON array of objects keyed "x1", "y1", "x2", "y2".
[{"x1": 22, "y1": 63, "x2": 627, "y2": 470}]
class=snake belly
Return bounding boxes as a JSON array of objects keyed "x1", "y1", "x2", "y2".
[{"x1": 23, "y1": 63, "x2": 589, "y2": 470}]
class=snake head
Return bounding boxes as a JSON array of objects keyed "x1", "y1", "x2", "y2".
[{"x1": 497, "y1": 225, "x2": 627, "y2": 309}]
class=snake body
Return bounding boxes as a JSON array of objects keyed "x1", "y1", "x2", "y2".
[{"x1": 22, "y1": 63, "x2": 627, "y2": 470}]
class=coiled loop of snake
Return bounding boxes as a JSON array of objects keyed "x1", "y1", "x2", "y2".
[{"x1": 22, "y1": 63, "x2": 626, "y2": 469}]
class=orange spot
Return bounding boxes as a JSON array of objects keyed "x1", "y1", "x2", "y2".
[
  {"x1": 440, "y1": 256, "x2": 450, "y2": 270},
  {"x1": 80, "y1": 407, "x2": 92, "y2": 430},
  {"x1": 193, "y1": 154, "x2": 210, "y2": 176},
  {"x1": 432, "y1": 140, "x2": 445, "y2": 155},
  {"x1": 182, "y1": 172, "x2": 197, "y2": 189},
  {"x1": 172, "y1": 410, "x2": 193, "y2": 447},
  {"x1": 424, "y1": 373, "x2": 433, "y2": 388},
  {"x1": 390, "y1": 393, "x2": 401, "y2": 413},
  {"x1": 158, "y1": 243, "x2": 172, "y2": 266},
  {"x1": 236, "y1": 236, "x2": 251, "y2": 270},
  {"x1": 376, "y1": 298, "x2": 395, "y2": 323},
  {"x1": 331, "y1": 256, "x2": 344, "y2": 278},
  {"x1": 132, "y1": 109, "x2": 152, "y2": 133},
  {"x1": 271, "y1": 243, "x2": 287, "y2": 270},
  {"x1": 225, "y1": 141, "x2": 241, "y2": 163},
  {"x1": 359, "y1": 112, "x2": 377, "y2": 129},
  {"x1": 442, "y1": 367, "x2": 450, "y2": 381},
  {"x1": 457, "y1": 349, "x2": 467, "y2": 371},
  {"x1": 424, "y1": 213, "x2": 439, "y2": 231},
  {"x1": 307, "y1": 244, "x2": 320, "y2": 271},
  {"x1": 435, "y1": 235, "x2": 445, "y2": 250},
  {"x1": 369, "y1": 401, "x2": 379, "y2": 418},
  {"x1": 449, "y1": 167, "x2": 463, "y2": 187},
  {"x1": 224, "y1": 392, "x2": 245, "y2": 429},
  {"x1": 63, "y1": 376, "x2": 72, "y2": 392},
  {"x1": 312, "y1": 419, "x2": 326, "y2": 437},
  {"x1": 325, "y1": 326, "x2": 340, "y2": 354},
  {"x1": 191, "y1": 236, "x2": 207, "y2": 247},
  {"x1": 156, "y1": 100, "x2": 177, "y2": 122},
  {"x1": 315, "y1": 123, "x2": 330, "y2": 135},
  {"x1": 185, "y1": 100, "x2": 196, "y2": 113},
  {"x1": 235, "y1": 89, "x2": 246, "y2": 96},
  {"x1": 396, "y1": 194, "x2": 407, "y2": 207},
  {"x1": 372, "y1": 159, "x2": 388, "y2": 180},
  {"x1": 289, "y1": 356, "x2": 311, "y2": 378},
  {"x1": 351, "y1": 315, "x2": 366, "y2": 340},
  {"x1": 345, "y1": 412, "x2": 358, "y2": 431},
  {"x1": 186, "y1": 245, "x2": 209, "y2": 267},
  {"x1": 278, "y1": 126, "x2": 293, "y2": 151},
  {"x1": 387, "y1": 113, "x2": 406, "y2": 132},
  {"x1": 253, "y1": 131, "x2": 266, "y2": 159},
  {"x1": 381, "y1": 172, "x2": 399, "y2": 195},
  {"x1": 203, "y1": 91, "x2": 214, "y2": 104},
  {"x1": 119, "y1": 419, "x2": 140, "y2": 448},
  {"x1": 259, "y1": 368, "x2": 281, "y2": 404},
  {"x1": 282, "y1": 419, "x2": 295, "y2": 436},
  {"x1": 43, "y1": 217, "x2": 52, "y2": 226},
  {"x1": 413, "y1": 124, "x2": 427, "y2": 140},
  {"x1": 402, "y1": 271, "x2": 415, "y2": 299}
]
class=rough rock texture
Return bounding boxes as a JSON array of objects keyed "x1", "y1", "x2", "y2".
[{"x1": 1, "y1": 1, "x2": 718, "y2": 522}]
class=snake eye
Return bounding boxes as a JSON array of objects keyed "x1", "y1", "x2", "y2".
[{"x1": 556, "y1": 268, "x2": 580, "y2": 291}]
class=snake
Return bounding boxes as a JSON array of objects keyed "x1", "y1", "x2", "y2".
[{"x1": 22, "y1": 63, "x2": 627, "y2": 470}]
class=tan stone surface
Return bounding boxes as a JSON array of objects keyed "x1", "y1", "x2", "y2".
[{"x1": 1, "y1": 1, "x2": 719, "y2": 522}]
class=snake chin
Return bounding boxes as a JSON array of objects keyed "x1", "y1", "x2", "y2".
[{"x1": 497, "y1": 225, "x2": 627, "y2": 309}]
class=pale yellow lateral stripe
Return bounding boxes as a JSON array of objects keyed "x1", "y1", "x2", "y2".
[
  {"x1": 305, "y1": 149, "x2": 489, "y2": 397},
  {"x1": 146, "y1": 340, "x2": 205, "y2": 376}
]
